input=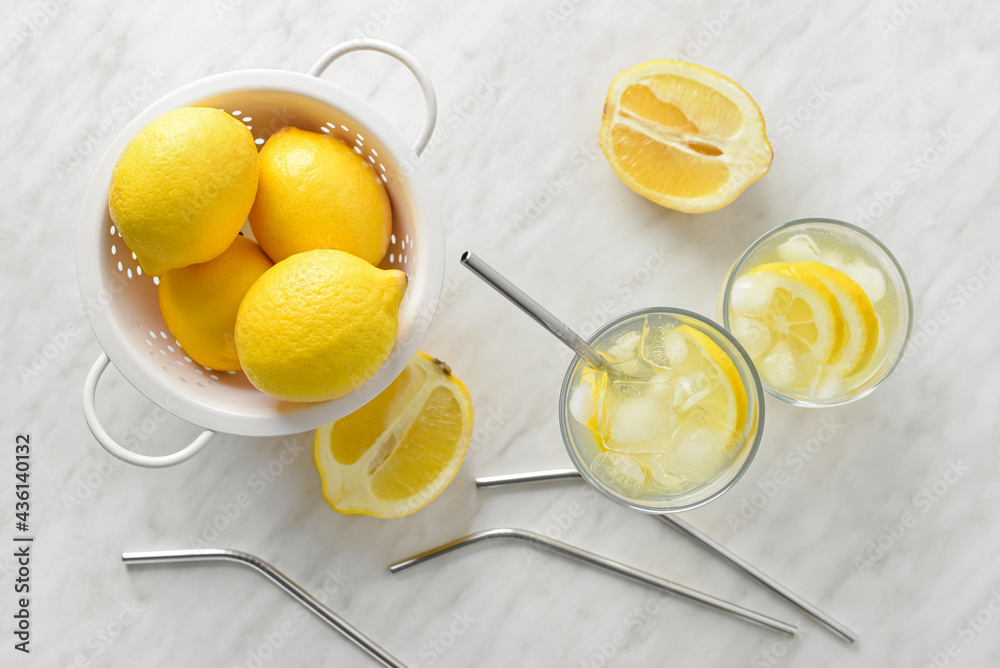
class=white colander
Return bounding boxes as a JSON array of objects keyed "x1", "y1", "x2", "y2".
[{"x1": 78, "y1": 40, "x2": 444, "y2": 468}]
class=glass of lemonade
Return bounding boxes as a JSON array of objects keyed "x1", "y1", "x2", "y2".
[
  {"x1": 719, "y1": 218, "x2": 912, "y2": 407},
  {"x1": 559, "y1": 308, "x2": 765, "y2": 513}
]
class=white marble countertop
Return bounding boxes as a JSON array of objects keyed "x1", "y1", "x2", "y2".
[{"x1": 4, "y1": 0, "x2": 1000, "y2": 665}]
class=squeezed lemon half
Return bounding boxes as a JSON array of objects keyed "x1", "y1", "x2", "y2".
[{"x1": 314, "y1": 352, "x2": 473, "y2": 518}]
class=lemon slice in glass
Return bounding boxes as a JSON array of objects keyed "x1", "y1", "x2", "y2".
[
  {"x1": 639, "y1": 324, "x2": 748, "y2": 491},
  {"x1": 796, "y1": 261, "x2": 879, "y2": 377},
  {"x1": 729, "y1": 262, "x2": 845, "y2": 391},
  {"x1": 314, "y1": 352, "x2": 473, "y2": 518}
]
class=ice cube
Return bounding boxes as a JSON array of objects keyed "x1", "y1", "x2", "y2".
[
  {"x1": 730, "y1": 274, "x2": 778, "y2": 316},
  {"x1": 640, "y1": 323, "x2": 691, "y2": 371},
  {"x1": 605, "y1": 328, "x2": 646, "y2": 376},
  {"x1": 731, "y1": 315, "x2": 773, "y2": 358},
  {"x1": 819, "y1": 251, "x2": 887, "y2": 304},
  {"x1": 590, "y1": 451, "x2": 645, "y2": 498},
  {"x1": 842, "y1": 259, "x2": 887, "y2": 303},
  {"x1": 600, "y1": 379, "x2": 676, "y2": 454},
  {"x1": 758, "y1": 338, "x2": 818, "y2": 390},
  {"x1": 674, "y1": 371, "x2": 712, "y2": 412},
  {"x1": 569, "y1": 371, "x2": 605, "y2": 431},
  {"x1": 811, "y1": 371, "x2": 847, "y2": 400},
  {"x1": 647, "y1": 426, "x2": 734, "y2": 492},
  {"x1": 776, "y1": 233, "x2": 821, "y2": 262},
  {"x1": 607, "y1": 329, "x2": 641, "y2": 364}
]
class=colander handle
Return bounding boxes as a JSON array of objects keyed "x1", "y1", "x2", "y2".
[
  {"x1": 308, "y1": 39, "x2": 438, "y2": 156},
  {"x1": 83, "y1": 353, "x2": 216, "y2": 468}
]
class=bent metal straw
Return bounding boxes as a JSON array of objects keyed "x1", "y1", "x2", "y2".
[{"x1": 475, "y1": 468, "x2": 857, "y2": 643}]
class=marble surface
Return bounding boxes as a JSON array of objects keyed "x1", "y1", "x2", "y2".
[{"x1": 3, "y1": 0, "x2": 1000, "y2": 665}]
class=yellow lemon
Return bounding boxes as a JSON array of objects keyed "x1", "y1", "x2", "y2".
[
  {"x1": 109, "y1": 107, "x2": 259, "y2": 275},
  {"x1": 249, "y1": 127, "x2": 391, "y2": 265},
  {"x1": 599, "y1": 60, "x2": 772, "y2": 213},
  {"x1": 314, "y1": 352, "x2": 473, "y2": 518},
  {"x1": 235, "y1": 249, "x2": 407, "y2": 402},
  {"x1": 158, "y1": 236, "x2": 273, "y2": 371}
]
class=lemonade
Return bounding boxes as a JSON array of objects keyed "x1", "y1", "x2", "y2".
[
  {"x1": 720, "y1": 219, "x2": 912, "y2": 406},
  {"x1": 559, "y1": 308, "x2": 763, "y2": 513}
]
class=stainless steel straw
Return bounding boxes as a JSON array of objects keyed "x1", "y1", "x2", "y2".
[
  {"x1": 460, "y1": 252, "x2": 613, "y2": 373},
  {"x1": 122, "y1": 548, "x2": 407, "y2": 668},
  {"x1": 475, "y1": 469, "x2": 857, "y2": 644},
  {"x1": 390, "y1": 528, "x2": 797, "y2": 637}
]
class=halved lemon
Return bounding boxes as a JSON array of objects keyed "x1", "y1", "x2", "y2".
[
  {"x1": 599, "y1": 60, "x2": 772, "y2": 213},
  {"x1": 314, "y1": 352, "x2": 473, "y2": 518}
]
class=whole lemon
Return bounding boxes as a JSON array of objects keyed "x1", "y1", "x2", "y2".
[
  {"x1": 158, "y1": 236, "x2": 273, "y2": 371},
  {"x1": 235, "y1": 249, "x2": 407, "y2": 402},
  {"x1": 248, "y1": 127, "x2": 391, "y2": 265},
  {"x1": 109, "y1": 107, "x2": 259, "y2": 275}
]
